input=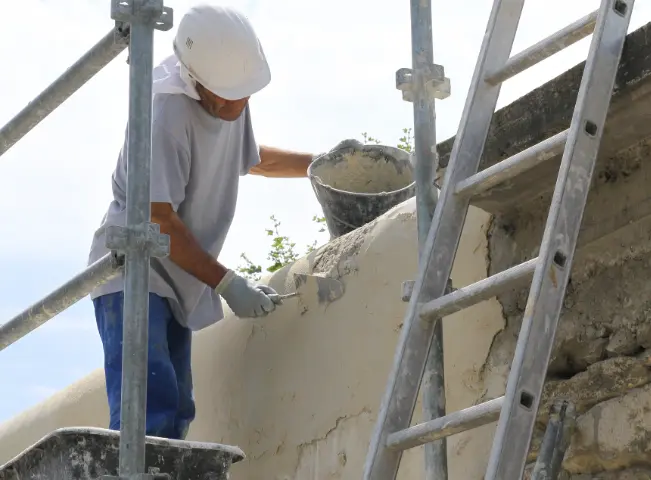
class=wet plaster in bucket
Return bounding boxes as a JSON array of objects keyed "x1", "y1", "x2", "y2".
[{"x1": 311, "y1": 151, "x2": 413, "y2": 194}]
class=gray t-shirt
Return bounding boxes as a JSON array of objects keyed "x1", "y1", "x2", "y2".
[{"x1": 88, "y1": 93, "x2": 260, "y2": 331}]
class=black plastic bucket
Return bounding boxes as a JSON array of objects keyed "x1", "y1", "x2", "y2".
[{"x1": 308, "y1": 144, "x2": 415, "y2": 238}]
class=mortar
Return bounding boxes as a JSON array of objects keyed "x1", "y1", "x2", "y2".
[{"x1": 308, "y1": 144, "x2": 415, "y2": 238}]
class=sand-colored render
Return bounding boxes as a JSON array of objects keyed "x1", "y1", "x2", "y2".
[{"x1": 0, "y1": 198, "x2": 506, "y2": 479}]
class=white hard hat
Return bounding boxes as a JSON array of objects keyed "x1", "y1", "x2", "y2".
[{"x1": 173, "y1": 3, "x2": 271, "y2": 101}]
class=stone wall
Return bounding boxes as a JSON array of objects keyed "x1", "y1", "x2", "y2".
[
  {"x1": 460, "y1": 22, "x2": 651, "y2": 479},
  {"x1": 484, "y1": 137, "x2": 651, "y2": 478}
]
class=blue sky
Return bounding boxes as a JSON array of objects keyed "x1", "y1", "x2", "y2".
[{"x1": 1, "y1": 0, "x2": 649, "y2": 424}]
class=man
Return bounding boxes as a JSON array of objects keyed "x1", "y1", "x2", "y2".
[{"x1": 87, "y1": 3, "x2": 340, "y2": 440}]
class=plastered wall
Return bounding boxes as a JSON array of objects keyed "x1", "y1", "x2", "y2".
[{"x1": 0, "y1": 197, "x2": 507, "y2": 479}]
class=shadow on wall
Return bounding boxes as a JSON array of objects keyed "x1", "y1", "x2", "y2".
[{"x1": 0, "y1": 197, "x2": 505, "y2": 480}]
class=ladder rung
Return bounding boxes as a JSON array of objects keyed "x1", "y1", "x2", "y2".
[
  {"x1": 485, "y1": 10, "x2": 599, "y2": 85},
  {"x1": 455, "y1": 129, "x2": 569, "y2": 198},
  {"x1": 386, "y1": 397, "x2": 504, "y2": 451},
  {"x1": 419, "y1": 258, "x2": 537, "y2": 321}
]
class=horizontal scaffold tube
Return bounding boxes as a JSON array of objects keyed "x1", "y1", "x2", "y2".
[
  {"x1": 0, "y1": 252, "x2": 124, "y2": 351},
  {"x1": 0, "y1": 26, "x2": 129, "y2": 157}
]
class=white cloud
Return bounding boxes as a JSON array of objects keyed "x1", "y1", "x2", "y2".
[{"x1": 0, "y1": 0, "x2": 649, "y2": 422}]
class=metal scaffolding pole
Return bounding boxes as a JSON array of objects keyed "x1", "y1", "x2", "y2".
[
  {"x1": 107, "y1": 0, "x2": 172, "y2": 476},
  {"x1": 119, "y1": 19, "x2": 157, "y2": 469},
  {"x1": 531, "y1": 401, "x2": 576, "y2": 480},
  {"x1": 0, "y1": 253, "x2": 123, "y2": 352},
  {"x1": 382, "y1": 3, "x2": 450, "y2": 477},
  {"x1": 0, "y1": 26, "x2": 129, "y2": 158},
  {"x1": 406, "y1": 0, "x2": 450, "y2": 478}
]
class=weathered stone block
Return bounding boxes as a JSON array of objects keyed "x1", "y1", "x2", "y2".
[
  {"x1": 570, "y1": 468, "x2": 651, "y2": 479},
  {"x1": 564, "y1": 385, "x2": 651, "y2": 474},
  {"x1": 550, "y1": 249, "x2": 651, "y2": 374},
  {"x1": 523, "y1": 357, "x2": 651, "y2": 464},
  {"x1": 540, "y1": 356, "x2": 651, "y2": 423}
]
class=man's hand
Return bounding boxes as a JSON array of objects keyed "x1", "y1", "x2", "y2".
[
  {"x1": 313, "y1": 138, "x2": 365, "y2": 162},
  {"x1": 215, "y1": 270, "x2": 279, "y2": 318}
]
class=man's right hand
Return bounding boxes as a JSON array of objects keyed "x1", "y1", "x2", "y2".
[{"x1": 214, "y1": 270, "x2": 277, "y2": 318}]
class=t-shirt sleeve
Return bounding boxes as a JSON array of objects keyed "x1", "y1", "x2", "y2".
[
  {"x1": 150, "y1": 104, "x2": 191, "y2": 211},
  {"x1": 240, "y1": 105, "x2": 261, "y2": 176}
]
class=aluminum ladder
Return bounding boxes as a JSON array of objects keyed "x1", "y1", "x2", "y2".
[{"x1": 363, "y1": 0, "x2": 635, "y2": 478}]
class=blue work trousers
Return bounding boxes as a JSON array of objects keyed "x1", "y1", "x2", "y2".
[{"x1": 93, "y1": 292, "x2": 195, "y2": 440}]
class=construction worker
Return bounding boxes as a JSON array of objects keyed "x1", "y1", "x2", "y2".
[{"x1": 87, "y1": 3, "x2": 343, "y2": 440}]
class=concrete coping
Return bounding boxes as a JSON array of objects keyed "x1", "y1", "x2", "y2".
[{"x1": 436, "y1": 21, "x2": 651, "y2": 214}]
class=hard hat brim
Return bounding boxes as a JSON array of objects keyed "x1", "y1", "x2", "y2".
[
  {"x1": 210, "y1": 64, "x2": 271, "y2": 101},
  {"x1": 173, "y1": 41, "x2": 271, "y2": 101}
]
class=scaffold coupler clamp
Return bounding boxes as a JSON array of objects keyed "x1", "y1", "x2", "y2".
[{"x1": 396, "y1": 64, "x2": 451, "y2": 102}]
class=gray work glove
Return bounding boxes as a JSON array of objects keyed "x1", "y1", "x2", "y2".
[
  {"x1": 215, "y1": 270, "x2": 278, "y2": 318},
  {"x1": 313, "y1": 138, "x2": 365, "y2": 162},
  {"x1": 257, "y1": 285, "x2": 283, "y2": 306}
]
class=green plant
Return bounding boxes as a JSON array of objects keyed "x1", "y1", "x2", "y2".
[
  {"x1": 362, "y1": 128, "x2": 413, "y2": 153},
  {"x1": 361, "y1": 132, "x2": 382, "y2": 145},
  {"x1": 237, "y1": 253, "x2": 262, "y2": 280},
  {"x1": 306, "y1": 215, "x2": 327, "y2": 253},
  {"x1": 397, "y1": 127, "x2": 413, "y2": 153},
  {"x1": 237, "y1": 129, "x2": 413, "y2": 280},
  {"x1": 237, "y1": 214, "x2": 326, "y2": 281}
]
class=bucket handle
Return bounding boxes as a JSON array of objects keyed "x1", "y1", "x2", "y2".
[{"x1": 325, "y1": 212, "x2": 362, "y2": 232}]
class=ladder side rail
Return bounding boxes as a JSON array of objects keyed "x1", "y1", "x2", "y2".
[
  {"x1": 485, "y1": 1, "x2": 635, "y2": 478},
  {"x1": 0, "y1": 26, "x2": 130, "y2": 158},
  {"x1": 407, "y1": 0, "x2": 446, "y2": 477},
  {"x1": 0, "y1": 252, "x2": 124, "y2": 351},
  {"x1": 362, "y1": 1, "x2": 526, "y2": 478}
]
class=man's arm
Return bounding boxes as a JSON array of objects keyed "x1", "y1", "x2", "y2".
[
  {"x1": 249, "y1": 145, "x2": 313, "y2": 178},
  {"x1": 152, "y1": 202, "x2": 229, "y2": 289}
]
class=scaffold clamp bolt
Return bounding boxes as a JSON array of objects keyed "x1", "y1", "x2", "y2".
[
  {"x1": 111, "y1": 0, "x2": 174, "y2": 31},
  {"x1": 105, "y1": 222, "x2": 170, "y2": 259}
]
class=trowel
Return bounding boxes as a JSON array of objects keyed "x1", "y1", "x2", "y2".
[{"x1": 274, "y1": 273, "x2": 345, "y2": 304}]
